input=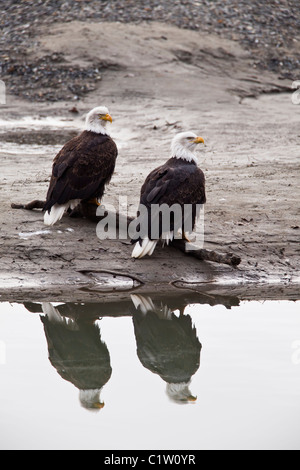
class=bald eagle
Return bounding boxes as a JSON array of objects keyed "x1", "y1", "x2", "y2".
[
  {"x1": 131, "y1": 131, "x2": 206, "y2": 258},
  {"x1": 43, "y1": 106, "x2": 117, "y2": 225}
]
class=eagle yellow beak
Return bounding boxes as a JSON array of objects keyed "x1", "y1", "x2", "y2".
[
  {"x1": 101, "y1": 114, "x2": 112, "y2": 123},
  {"x1": 93, "y1": 402, "x2": 105, "y2": 409},
  {"x1": 193, "y1": 136, "x2": 205, "y2": 144},
  {"x1": 187, "y1": 395, "x2": 197, "y2": 402}
]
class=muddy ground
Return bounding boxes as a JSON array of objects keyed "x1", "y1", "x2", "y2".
[{"x1": 0, "y1": 22, "x2": 299, "y2": 303}]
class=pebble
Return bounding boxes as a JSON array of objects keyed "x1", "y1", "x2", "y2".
[{"x1": 1, "y1": 0, "x2": 299, "y2": 101}]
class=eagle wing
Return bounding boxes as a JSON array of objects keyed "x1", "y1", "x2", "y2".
[
  {"x1": 140, "y1": 162, "x2": 206, "y2": 207},
  {"x1": 44, "y1": 132, "x2": 117, "y2": 212}
]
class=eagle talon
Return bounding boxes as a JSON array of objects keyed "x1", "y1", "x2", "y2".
[{"x1": 88, "y1": 198, "x2": 101, "y2": 206}]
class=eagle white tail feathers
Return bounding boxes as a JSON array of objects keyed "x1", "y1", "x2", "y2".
[
  {"x1": 131, "y1": 238, "x2": 157, "y2": 259},
  {"x1": 44, "y1": 199, "x2": 81, "y2": 225},
  {"x1": 44, "y1": 204, "x2": 67, "y2": 226},
  {"x1": 131, "y1": 231, "x2": 175, "y2": 258},
  {"x1": 131, "y1": 294, "x2": 155, "y2": 314},
  {"x1": 42, "y1": 302, "x2": 64, "y2": 323}
]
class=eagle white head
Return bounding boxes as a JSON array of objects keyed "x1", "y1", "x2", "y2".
[
  {"x1": 171, "y1": 131, "x2": 205, "y2": 163},
  {"x1": 85, "y1": 106, "x2": 112, "y2": 135}
]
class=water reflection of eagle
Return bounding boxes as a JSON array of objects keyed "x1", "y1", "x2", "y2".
[
  {"x1": 131, "y1": 295, "x2": 202, "y2": 403},
  {"x1": 40, "y1": 303, "x2": 112, "y2": 411}
]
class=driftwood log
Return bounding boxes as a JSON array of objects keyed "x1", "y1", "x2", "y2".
[
  {"x1": 11, "y1": 200, "x2": 241, "y2": 267},
  {"x1": 11, "y1": 200, "x2": 45, "y2": 210},
  {"x1": 170, "y1": 239, "x2": 241, "y2": 267}
]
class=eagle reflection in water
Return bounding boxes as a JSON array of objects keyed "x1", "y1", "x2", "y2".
[
  {"x1": 25, "y1": 294, "x2": 202, "y2": 409},
  {"x1": 131, "y1": 294, "x2": 202, "y2": 404},
  {"x1": 40, "y1": 303, "x2": 112, "y2": 412}
]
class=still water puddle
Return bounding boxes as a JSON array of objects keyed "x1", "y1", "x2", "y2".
[{"x1": 0, "y1": 295, "x2": 299, "y2": 450}]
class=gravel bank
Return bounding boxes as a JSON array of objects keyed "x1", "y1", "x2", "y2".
[{"x1": 1, "y1": 0, "x2": 299, "y2": 101}]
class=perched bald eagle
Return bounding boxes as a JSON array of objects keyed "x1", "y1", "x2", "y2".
[
  {"x1": 131, "y1": 131, "x2": 206, "y2": 258},
  {"x1": 43, "y1": 106, "x2": 117, "y2": 225}
]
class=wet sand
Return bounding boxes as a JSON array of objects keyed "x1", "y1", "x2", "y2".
[{"x1": 0, "y1": 22, "x2": 299, "y2": 302}]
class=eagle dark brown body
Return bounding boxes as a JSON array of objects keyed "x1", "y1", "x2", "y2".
[
  {"x1": 44, "y1": 131, "x2": 117, "y2": 223},
  {"x1": 140, "y1": 157, "x2": 205, "y2": 219}
]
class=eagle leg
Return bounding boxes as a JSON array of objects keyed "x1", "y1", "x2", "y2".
[{"x1": 68, "y1": 206, "x2": 82, "y2": 218}]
